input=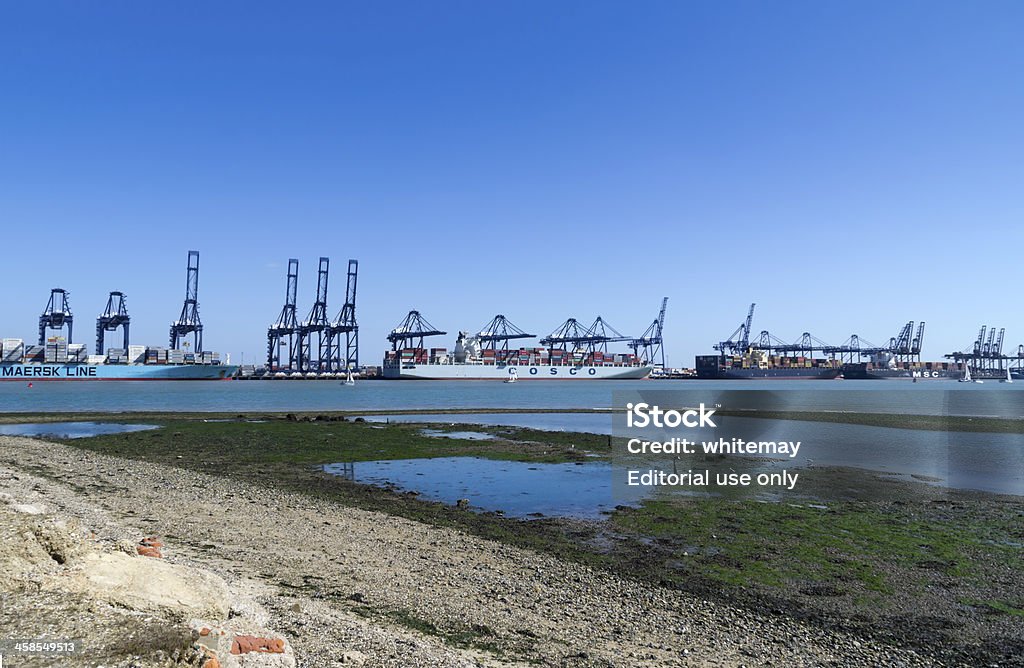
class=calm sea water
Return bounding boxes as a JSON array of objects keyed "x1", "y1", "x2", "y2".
[{"x1": 2, "y1": 378, "x2": 1023, "y2": 415}]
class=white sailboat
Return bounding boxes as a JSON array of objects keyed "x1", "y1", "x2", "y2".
[
  {"x1": 1003, "y1": 366, "x2": 1013, "y2": 383},
  {"x1": 959, "y1": 363, "x2": 982, "y2": 383},
  {"x1": 504, "y1": 368, "x2": 518, "y2": 384},
  {"x1": 342, "y1": 370, "x2": 356, "y2": 386}
]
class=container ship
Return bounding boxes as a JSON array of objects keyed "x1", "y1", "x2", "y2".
[
  {"x1": 840, "y1": 358, "x2": 964, "y2": 380},
  {"x1": 0, "y1": 338, "x2": 236, "y2": 381},
  {"x1": 381, "y1": 311, "x2": 659, "y2": 380},
  {"x1": 695, "y1": 350, "x2": 842, "y2": 379}
]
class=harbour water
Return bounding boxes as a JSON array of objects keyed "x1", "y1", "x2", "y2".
[{"x1": 2, "y1": 378, "x2": 1024, "y2": 415}]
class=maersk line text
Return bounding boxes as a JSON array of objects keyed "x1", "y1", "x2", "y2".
[{"x1": 625, "y1": 402, "x2": 717, "y2": 428}]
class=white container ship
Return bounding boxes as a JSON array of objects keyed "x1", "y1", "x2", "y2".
[{"x1": 381, "y1": 310, "x2": 662, "y2": 380}]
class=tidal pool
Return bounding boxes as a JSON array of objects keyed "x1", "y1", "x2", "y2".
[
  {"x1": 323, "y1": 456, "x2": 645, "y2": 519},
  {"x1": 0, "y1": 422, "x2": 159, "y2": 439}
]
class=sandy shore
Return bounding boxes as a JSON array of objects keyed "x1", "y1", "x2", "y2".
[{"x1": 0, "y1": 435, "x2": 947, "y2": 667}]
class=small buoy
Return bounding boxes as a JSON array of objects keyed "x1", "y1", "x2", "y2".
[{"x1": 27, "y1": 382, "x2": 33, "y2": 388}]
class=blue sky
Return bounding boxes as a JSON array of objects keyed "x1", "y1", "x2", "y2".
[{"x1": 1, "y1": 2, "x2": 1022, "y2": 366}]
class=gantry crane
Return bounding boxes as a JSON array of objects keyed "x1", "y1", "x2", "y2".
[
  {"x1": 39, "y1": 288, "x2": 73, "y2": 344},
  {"x1": 297, "y1": 257, "x2": 330, "y2": 372},
  {"x1": 96, "y1": 291, "x2": 130, "y2": 354},
  {"x1": 630, "y1": 297, "x2": 668, "y2": 367},
  {"x1": 475, "y1": 315, "x2": 533, "y2": 353},
  {"x1": 267, "y1": 259, "x2": 300, "y2": 371},
  {"x1": 387, "y1": 311, "x2": 446, "y2": 350},
  {"x1": 169, "y1": 250, "x2": 203, "y2": 352},
  {"x1": 327, "y1": 259, "x2": 359, "y2": 372},
  {"x1": 714, "y1": 303, "x2": 755, "y2": 355}
]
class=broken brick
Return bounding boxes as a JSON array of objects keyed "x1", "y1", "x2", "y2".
[{"x1": 230, "y1": 635, "x2": 286, "y2": 654}]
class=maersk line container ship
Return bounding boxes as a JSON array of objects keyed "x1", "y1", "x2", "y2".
[
  {"x1": 382, "y1": 312, "x2": 656, "y2": 380},
  {"x1": 0, "y1": 337, "x2": 236, "y2": 381}
]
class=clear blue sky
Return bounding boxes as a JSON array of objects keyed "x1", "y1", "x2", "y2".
[{"x1": 1, "y1": 2, "x2": 1022, "y2": 366}]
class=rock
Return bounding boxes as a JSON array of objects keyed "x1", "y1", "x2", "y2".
[
  {"x1": 11, "y1": 503, "x2": 45, "y2": 514},
  {"x1": 456, "y1": 498, "x2": 470, "y2": 509},
  {"x1": 340, "y1": 650, "x2": 366, "y2": 664},
  {"x1": 60, "y1": 551, "x2": 230, "y2": 620}
]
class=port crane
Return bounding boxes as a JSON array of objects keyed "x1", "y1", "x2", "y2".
[
  {"x1": 541, "y1": 317, "x2": 630, "y2": 355},
  {"x1": 327, "y1": 259, "x2": 360, "y2": 372},
  {"x1": 267, "y1": 259, "x2": 300, "y2": 371},
  {"x1": 946, "y1": 325, "x2": 1010, "y2": 378},
  {"x1": 475, "y1": 315, "x2": 533, "y2": 353},
  {"x1": 96, "y1": 291, "x2": 130, "y2": 355},
  {"x1": 169, "y1": 250, "x2": 203, "y2": 352},
  {"x1": 388, "y1": 311, "x2": 446, "y2": 350},
  {"x1": 630, "y1": 297, "x2": 668, "y2": 368},
  {"x1": 38, "y1": 288, "x2": 73, "y2": 344},
  {"x1": 819, "y1": 321, "x2": 926, "y2": 365},
  {"x1": 768, "y1": 332, "x2": 835, "y2": 358},
  {"x1": 714, "y1": 303, "x2": 755, "y2": 355},
  {"x1": 297, "y1": 257, "x2": 330, "y2": 372}
]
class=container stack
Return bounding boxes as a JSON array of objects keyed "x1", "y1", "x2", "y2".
[
  {"x1": 86, "y1": 354, "x2": 106, "y2": 365},
  {"x1": 106, "y1": 348, "x2": 126, "y2": 364},
  {"x1": 68, "y1": 343, "x2": 87, "y2": 363},
  {"x1": 128, "y1": 345, "x2": 147, "y2": 364},
  {"x1": 45, "y1": 337, "x2": 68, "y2": 363},
  {"x1": 169, "y1": 349, "x2": 185, "y2": 364},
  {"x1": 2, "y1": 338, "x2": 24, "y2": 363},
  {"x1": 24, "y1": 345, "x2": 44, "y2": 362},
  {"x1": 146, "y1": 348, "x2": 170, "y2": 364}
]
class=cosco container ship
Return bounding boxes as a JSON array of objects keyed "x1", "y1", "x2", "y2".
[
  {"x1": 382, "y1": 311, "x2": 658, "y2": 380},
  {"x1": 0, "y1": 338, "x2": 236, "y2": 381}
]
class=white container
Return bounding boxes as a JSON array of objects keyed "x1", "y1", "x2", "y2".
[{"x1": 87, "y1": 354, "x2": 107, "y2": 364}]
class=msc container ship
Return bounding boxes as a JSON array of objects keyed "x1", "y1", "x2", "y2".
[{"x1": 0, "y1": 338, "x2": 236, "y2": 381}]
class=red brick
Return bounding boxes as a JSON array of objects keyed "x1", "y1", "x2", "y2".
[{"x1": 230, "y1": 635, "x2": 285, "y2": 654}]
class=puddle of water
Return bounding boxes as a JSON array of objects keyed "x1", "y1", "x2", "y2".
[
  {"x1": 323, "y1": 456, "x2": 645, "y2": 519},
  {"x1": 0, "y1": 422, "x2": 159, "y2": 439},
  {"x1": 420, "y1": 429, "x2": 495, "y2": 441}
]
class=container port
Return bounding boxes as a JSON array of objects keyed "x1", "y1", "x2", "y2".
[
  {"x1": 0, "y1": 251, "x2": 235, "y2": 380},
  {"x1": 696, "y1": 304, "x2": 1024, "y2": 381}
]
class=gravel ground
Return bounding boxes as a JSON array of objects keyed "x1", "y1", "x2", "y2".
[{"x1": 0, "y1": 435, "x2": 948, "y2": 667}]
